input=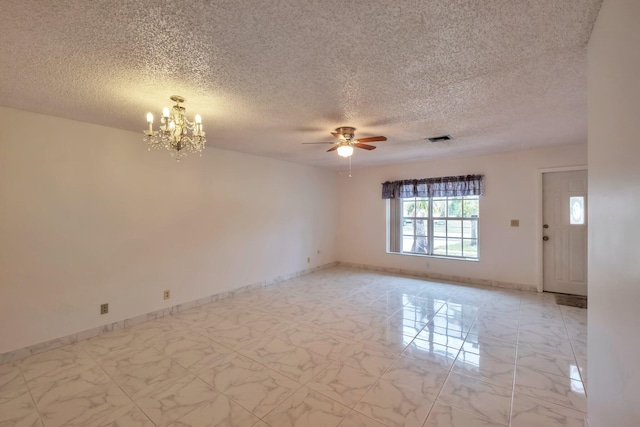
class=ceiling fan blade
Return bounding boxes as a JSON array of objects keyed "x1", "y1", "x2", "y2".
[
  {"x1": 302, "y1": 142, "x2": 335, "y2": 144},
  {"x1": 357, "y1": 136, "x2": 387, "y2": 143},
  {"x1": 327, "y1": 145, "x2": 339, "y2": 152},
  {"x1": 354, "y1": 143, "x2": 376, "y2": 150}
]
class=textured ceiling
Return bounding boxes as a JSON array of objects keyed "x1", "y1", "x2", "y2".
[{"x1": 1, "y1": 0, "x2": 602, "y2": 168}]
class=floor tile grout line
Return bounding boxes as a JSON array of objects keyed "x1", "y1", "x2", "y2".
[
  {"x1": 408, "y1": 304, "x2": 477, "y2": 424},
  {"x1": 508, "y1": 298, "x2": 523, "y2": 427},
  {"x1": 218, "y1": 374, "x2": 305, "y2": 424},
  {"x1": 187, "y1": 314, "x2": 355, "y2": 415},
  {"x1": 295, "y1": 291, "x2": 451, "y2": 426},
  {"x1": 513, "y1": 298, "x2": 588, "y2": 420},
  {"x1": 339, "y1": 409, "x2": 386, "y2": 427},
  {"x1": 253, "y1": 377, "x2": 358, "y2": 425},
  {"x1": 304, "y1": 363, "x2": 380, "y2": 420},
  {"x1": 558, "y1": 304, "x2": 589, "y2": 392},
  {"x1": 17, "y1": 367, "x2": 47, "y2": 427},
  {"x1": 433, "y1": 399, "x2": 511, "y2": 427},
  {"x1": 81, "y1": 345, "x2": 160, "y2": 427},
  {"x1": 97, "y1": 326, "x2": 284, "y2": 426},
  {"x1": 513, "y1": 388, "x2": 588, "y2": 415},
  {"x1": 513, "y1": 357, "x2": 585, "y2": 382}
]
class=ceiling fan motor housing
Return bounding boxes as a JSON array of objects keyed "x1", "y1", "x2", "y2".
[{"x1": 335, "y1": 127, "x2": 356, "y2": 141}]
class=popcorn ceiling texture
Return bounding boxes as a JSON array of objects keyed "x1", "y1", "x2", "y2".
[{"x1": 0, "y1": 0, "x2": 602, "y2": 167}]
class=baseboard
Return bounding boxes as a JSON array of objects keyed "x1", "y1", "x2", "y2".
[
  {"x1": 0, "y1": 262, "x2": 338, "y2": 365},
  {"x1": 336, "y1": 261, "x2": 537, "y2": 293}
]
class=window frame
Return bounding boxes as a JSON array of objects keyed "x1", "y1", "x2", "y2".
[{"x1": 390, "y1": 195, "x2": 480, "y2": 261}]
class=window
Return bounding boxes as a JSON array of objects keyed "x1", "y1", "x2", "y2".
[
  {"x1": 569, "y1": 196, "x2": 585, "y2": 225},
  {"x1": 382, "y1": 174, "x2": 483, "y2": 260},
  {"x1": 391, "y1": 195, "x2": 479, "y2": 260}
]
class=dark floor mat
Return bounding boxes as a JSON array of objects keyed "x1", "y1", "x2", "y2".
[{"x1": 554, "y1": 293, "x2": 588, "y2": 309}]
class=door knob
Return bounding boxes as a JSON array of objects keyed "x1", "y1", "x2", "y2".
[
  {"x1": 543, "y1": 224, "x2": 549, "y2": 229},
  {"x1": 543, "y1": 236, "x2": 549, "y2": 241}
]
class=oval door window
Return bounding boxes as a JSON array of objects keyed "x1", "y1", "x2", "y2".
[{"x1": 570, "y1": 196, "x2": 585, "y2": 225}]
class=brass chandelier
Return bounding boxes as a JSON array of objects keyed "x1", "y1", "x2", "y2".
[{"x1": 143, "y1": 95, "x2": 205, "y2": 160}]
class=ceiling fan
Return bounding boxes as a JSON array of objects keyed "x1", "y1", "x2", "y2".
[{"x1": 302, "y1": 127, "x2": 387, "y2": 157}]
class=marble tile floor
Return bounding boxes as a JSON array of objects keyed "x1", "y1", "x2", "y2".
[{"x1": 0, "y1": 267, "x2": 588, "y2": 427}]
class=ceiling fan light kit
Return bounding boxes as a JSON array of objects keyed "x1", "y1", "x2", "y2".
[
  {"x1": 143, "y1": 95, "x2": 206, "y2": 161},
  {"x1": 337, "y1": 145, "x2": 354, "y2": 157}
]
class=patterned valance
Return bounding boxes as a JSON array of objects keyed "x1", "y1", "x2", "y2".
[{"x1": 381, "y1": 174, "x2": 484, "y2": 199}]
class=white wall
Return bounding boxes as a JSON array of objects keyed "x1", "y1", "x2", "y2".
[
  {"x1": 587, "y1": 0, "x2": 640, "y2": 425},
  {"x1": 336, "y1": 145, "x2": 586, "y2": 288},
  {"x1": 0, "y1": 106, "x2": 337, "y2": 354}
]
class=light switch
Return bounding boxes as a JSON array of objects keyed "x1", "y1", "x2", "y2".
[{"x1": 511, "y1": 219, "x2": 520, "y2": 227}]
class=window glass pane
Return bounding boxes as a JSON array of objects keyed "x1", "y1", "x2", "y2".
[
  {"x1": 414, "y1": 199, "x2": 429, "y2": 217},
  {"x1": 463, "y1": 239, "x2": 478, "y2": 258},
  {"x1": 403, "y1": 200, "x2": 416, "y2": 217},
  {"x1": 433, "y1": 220, "x2": 446, "y2": 237},
  {"x1": 570, "y1": 196, "x2": 585, "y2": 225},
  {"x1": 411, "y1": 236, "x2": 429, "y2": 254},
  {"x1": 433, "y1": 238, "x2": 447, "y2": 255},
  {"x1": 463, "y1": 198, "x2": 479, "y2": 218},
  {"x1": 415, "y1": 219, "x2": 428, "y2": 237},
  {"x1": 462, "y1": 220, "x2": 478, "y2": 239},
  {"x1": 447, "y1": 220, "x2": 462, "y2": 238},
  {"x1": 402, "y1": 236, "x2": 416, "y2": 252},
  {"x1": 447, "y1": 239, "x2": 463, "y2": 257},
  {"x1": 403, "y1": 235, "x2": 429, "y2": 253},
  {"x1": 402, "y1": 219, "x2": 414, "y2": 235},
  {"x1": 447, "y1": 199, "x2": 462, "y2": 217},
  {"x1": 432, "y1": 199, "x2": 446, "y2": 217}
]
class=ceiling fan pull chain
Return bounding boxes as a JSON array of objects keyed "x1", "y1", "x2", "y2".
[{"x1": 349, "y1": 156, "x2": 352, "y2": 178}]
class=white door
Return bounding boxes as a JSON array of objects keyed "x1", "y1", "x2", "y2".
[{"x1": 543, "y1": 170, "x2": 588, "y2": 295}]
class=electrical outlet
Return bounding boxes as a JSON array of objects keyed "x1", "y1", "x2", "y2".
[
  {"x1": 511, "y1": 219, "x2": 520, "y2": 227},
  {"x1": 100, "y1": 303, "x2": 109, "y2": 315},
  {"x1": 164, "y1": 290, "x2": 170, "y2": 300}
]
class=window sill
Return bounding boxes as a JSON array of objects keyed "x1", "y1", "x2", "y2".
[{"x1": 386, "y1": 251, "x2": 479, "y2": 262}]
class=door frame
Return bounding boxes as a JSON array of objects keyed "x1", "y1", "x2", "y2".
[{"x1": 536, "y1": 165, "x2": 588, "y2": 293}]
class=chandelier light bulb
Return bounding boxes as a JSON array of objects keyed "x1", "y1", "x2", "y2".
[
  {"x1": 337, "y1": 145, "x2": 354, "y2": 158},
  {"x1": 195, "y1": 114, "x2": 202, "y2": 134},
  {"x1": 146, "y1": 113, "x2": 154, "y2": 134},
  {"x1": 162, "y1": 107, "x2": 170, "y2": 118}
]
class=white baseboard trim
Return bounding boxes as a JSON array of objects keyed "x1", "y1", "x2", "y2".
[
  {"x1": 0, "y1": 262, "x2": 337, "y2": 365},
  {"x1": 336, "y1": 261, "x2": 537, "y2": 293}
]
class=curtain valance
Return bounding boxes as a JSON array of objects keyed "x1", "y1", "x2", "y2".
[{"x1": 381, "y1": 174, "x2": 484, "y2": 199}]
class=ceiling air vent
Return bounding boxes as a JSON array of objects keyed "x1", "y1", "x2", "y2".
[{"x1": 426, "y1": 135, "x2": 453, "y2": 142}]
